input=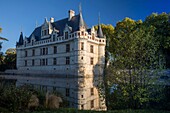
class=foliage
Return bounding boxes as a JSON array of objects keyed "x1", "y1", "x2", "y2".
[
  {"x1": 0, "y1": 48, "x2": 16, "y2": 71},
  {"x1": 105, "y1": 17, "x2": 166, "y2": 110},
  {"x1": 0, "y1": 85, "x2": 33, "y2": 112},
  {"x1": 0, "y1": 26, "x2": 2, "y2": 33},
  {"x1": 144, "y1": 13, "x2": 170, "y2": 67}
]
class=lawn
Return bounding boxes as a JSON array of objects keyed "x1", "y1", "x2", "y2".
[{"x1": 31, "y1": 109, "x2": 170, "y2": 113}]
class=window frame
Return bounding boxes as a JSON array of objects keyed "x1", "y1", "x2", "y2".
[
  {"x1": 66, "y1": 88, "x2": 70, "y2": 97},
  {"x1": 53, "y1": 58, "x2": 57, "y2": 65},
  {"x1": 53, "y1": 46, "x2": 57, "y2": 54},
  {"x1": 66, "y1": 57, "x2": 70, "y2": 65},
  {"x1": 91, "y1": 88, "x2": 94, "y2": 95},
  {"x1": 90, "y1": 45, "x2": 94, "y2": 53},
  {"x1": 66, "y1": 44, "x2": 70, "y2": 52},
  {"x1": 90, "y1": 100, "x2": 94, "y2": 108},
  {"x1": 32, "y1": 49, "x2": 35, "y2": 56},
  {"x1": 32, "y1": 59, "x2": 35, "y2": 66},
  {"x1": 81, "y1": 42, "x2": 84, "y2": 50},
  {"x1": 65, "y1": 31, "x2": 68, "y2": 39},
  {"x1": 90, "y1": 57, "x2": 94, "y2": 65}
]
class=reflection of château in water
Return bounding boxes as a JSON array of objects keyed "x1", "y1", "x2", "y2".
[{"x1": 10, "y1": 6, "x2": 107, "y2": 110}]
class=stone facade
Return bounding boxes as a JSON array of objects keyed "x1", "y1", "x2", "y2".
[{"x1": 16, "y1": 7, "x2": 106, "y2": 110}]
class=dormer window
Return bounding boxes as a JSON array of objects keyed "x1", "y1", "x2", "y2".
[
  {"x1": 65, "y1": 31, "x2": 68, "y2": 39},
  {"x1": 41, "y1": 18, "x2": 53, "y2": 38},
  {"x1": 44, "y1": 30, "x2": 47, "y2": 35},
  {"x1": 32, "y1": 40, "x2": 34, "y2": 45}
]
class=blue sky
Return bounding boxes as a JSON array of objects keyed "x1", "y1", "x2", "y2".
[{"x1": 0, "y1": 0, "x2": 169, "y2": 53}]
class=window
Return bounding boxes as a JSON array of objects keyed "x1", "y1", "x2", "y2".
[
  {"x1": 32, "y1": 49, "x2": 35, "y2": 56},
  {"x1": 25, "y1": 51, "x2": 27, "y2": 57},
  {"x1": 42, "y1": 48, "x2": 48, "y2": 55},
  {"x1": 81, "y1": 31, "x2": 84, "y2": 36},
  {"x1": 66, "y1": 88, "x2": 70, "y2": 97},
  {"x1": 91, "y1": 88, "x2": 94, "y2": 95},
  {"x1": 54, "y1": 46, "x2": 57, "y2": 54},
  {"x1": 90, "y1": 57, "x2": 94, "y2": 65},
  {"x1": 90, "y1": 100, "x2": 94, "y2": 108},
  {"x1": 72, "y1": 34, "x2": 74, "y2": 38},
  {"x1": 43, "y1": 48, "x2": 45, "y2": 55},
  {"x1": 25, "y1": 60, "x2": 27, "y2": 66},
  {"x1": 32, "y1": 59, "x2": 34, "y2": 66},
  {"x1": 66, "y1": 44, "x2": 70, "y2": 52},
  {"x1": 81, "y1": 105, "x2": 84, "y2": 110},
  {"x1": 44, "y1": 30, "x2": 47, "y2": 35},
  {"x1": 53, "y1": 58, "x2": 57, "y2": 65},
  {"x1": 65, "y1": 31, "x2": 68, "y2": 39},
  {"x1": 42, "y1": 59, "x2": 45, "y2": 66},
  {"x1": 46, "y1": 59, "x2": 48, "y2": 65},
  {"x1": 90, "y1": 45, "x2": 94, "y2": 53},
  {"x1": 66, "y1": 57, "x2": 70, "y2": 65},
  {"x1": 81, "y1": 42, "x2": 84, "y2": 50},
  {"x1": 53, "y1": 35, "x2": 55, "y2": 41},
  {"x1": 46, "y1": 48, "x2": 48, "y2": 55}
]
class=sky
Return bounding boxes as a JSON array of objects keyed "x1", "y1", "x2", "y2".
[{"x1": 0, "y1": 0, "x2": 169, "y2": 53}]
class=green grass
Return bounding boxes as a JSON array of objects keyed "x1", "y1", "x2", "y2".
[
  {"x1": 30, "y1": 108, "x2": 170, "y2": 113},
  {"x1": 0, "y1": 108, "x2": 170, "y2": 113}
]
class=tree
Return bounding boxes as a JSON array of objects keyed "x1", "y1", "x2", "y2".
[
  {"x1": 144, "y1": 13, "x2": 170, "y2": 68},
  {"x1": 0, "y1": 27, "x2": 8, "y2": 41},
  {"x1": 0, "y1": 48, "x2": 16, "y2": 71},
  {"x1": 106, "y1": 17, "x2": 163, "y2": 109},
  {"x1": 3, "y1": 48, "x2": 16, "y2": 70},
  {"x1": 0, "y1": 27, "x2": 2, "y2": 33}
]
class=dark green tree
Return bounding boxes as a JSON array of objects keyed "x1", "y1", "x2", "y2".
[
  {"x1": 106, "y1": 17, "x2": 164, "y2": 109},
  {"x1": 144, "y1": 13, "x2": 170, "y2": 68}
]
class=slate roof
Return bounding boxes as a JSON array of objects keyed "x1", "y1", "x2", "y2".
[
  {"x1": 97, "y1": 24, "x2": 104, "y2": 38},
  {"x1": 28, "y1": 14, "x2": 88, "y2": 42},
  {"x1": 17, "y1": 32, "x2": 24, "y2": 45},
  {"x1": 17, "y1": 11, "x2": 104, "y2": 46}
]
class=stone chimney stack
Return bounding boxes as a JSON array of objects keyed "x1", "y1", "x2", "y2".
[
  {"x1": 50, "y1": 17, "x2": 54, "y2": 23},
  {"x1": 68, "y1": 10, "x2": 75, "y2": 21}
]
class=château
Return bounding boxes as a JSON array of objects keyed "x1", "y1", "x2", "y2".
[{"x1": 15, "y1": 6, "x2": 106, "y2": 110}]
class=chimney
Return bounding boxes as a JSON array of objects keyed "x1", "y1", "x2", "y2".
[
  {"x1": 68, "y1": 10, "x2": 75, "y2": 21},
  {"x1": 50, "y1": 17, "x2": 54, "y2": 23}
]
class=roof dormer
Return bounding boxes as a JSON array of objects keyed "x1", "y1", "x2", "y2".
[
  {"x1": 64, "y1": 24, "x2": 72, "y2": 40},
  {"x1": 41, "y1": 18, "x2": 53, "y2": 39}
]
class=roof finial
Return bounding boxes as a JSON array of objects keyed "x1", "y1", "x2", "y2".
[
  {"x1": 98, "y1": 12, "x2": 100, "y2": 25},
  {"x1": 79, "y1": 3, "x2": 82, "y2": 14},
  {"x1": 36, "y1": 20, "x2": 38, "y2": 28},
  {"x1": 45, "y1": 17, "x2": 48, "y2": 23}
]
